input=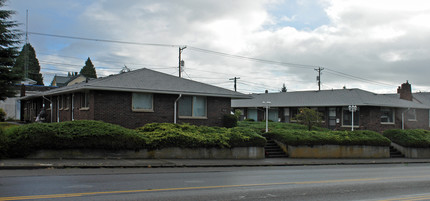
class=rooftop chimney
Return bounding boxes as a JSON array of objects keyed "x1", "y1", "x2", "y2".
[
  {"x1": 265, "y1": 90, "x2": 268, "y2": 94},
  {"x1": 397, "y1": 81, "x2": 412, "y2": 101}
]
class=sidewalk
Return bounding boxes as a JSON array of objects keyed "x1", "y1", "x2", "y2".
[{"x1": 2, "y1": 158, "x2": 430, "y2": 169}]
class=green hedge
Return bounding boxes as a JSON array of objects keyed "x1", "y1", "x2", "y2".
[
  {"x1": 383, "y1": 129, "x2": 430, "y2": 148},
  {"x1": 238, "y1": 121, "x2": 328, "y2": 134},
  {"x1": 5, "y1": 120, "x2": 146, "y2": 157},
  {"x1": 0, "y1": 129, "x2": 8, "y2": 158},
  {"x1": 2, "y1": 121, "x2": 266, "y2": 158},
  {"x1": 136, "y1": 123, "x2": 266, "y2": 149},
  {"x1": 264, "y1": 130, "x2": 391, "y2": 146}
]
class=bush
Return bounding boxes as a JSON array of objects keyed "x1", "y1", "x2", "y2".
[
  {"x1": 244, "y1": 118, "x2": 255, "y2": 122},
  {"x1": 136, "y1": 123, "x2": 266, "y2": 149},
  {"x1": 222, "y1": 114, "x2": 237, "y2": 128},
  {"x1": 384, "y1": 129, "x2": 430, "y2": 148},
  {"x1": 264, "y1": 130, "x2": 391, "y2": 146},
  {"x1": 6, "y1": 120, "x2": 146, "y2": 157},
  {"x1": 0, "y1": 108, "x2": 5, "y2": 122},
  {"x1": 238, "y1": 121, "x2": 328, "y2": 135},
  {"x1": 0, "y1": 129, "x2": 8, "y2": 158}
]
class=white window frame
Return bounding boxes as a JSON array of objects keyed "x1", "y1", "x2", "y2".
[
  {"x1": 132, "y1": 92, "x2": 154, "y2": 112},
  {"x1": 79, "y1": 92, "x2": 90, "y2": 110},
  {"x1": 178, "y1": 95, "x2": 207, "y2": 119},
  {"x1": 380, "y1": 107, "x2": 395, "y2": 124}
]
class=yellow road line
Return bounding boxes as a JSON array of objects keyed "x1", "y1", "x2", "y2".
[
  {"x1": 379, "y1": 194, "x2": 430, "y2": 201},
  {"x1": 1, "y1": 175, "x2": 429, "y2": 201}
]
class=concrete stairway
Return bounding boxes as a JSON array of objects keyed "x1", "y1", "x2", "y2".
[
  {"x1": 390, "y1": 146, "x2": 405, "y2": 158},
  {"x1": 264, "y1": 138, "x2": 287, "y2": 158}
]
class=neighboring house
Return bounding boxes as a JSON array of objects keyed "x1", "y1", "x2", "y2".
[
  {"x1": 0, "y1": 83, "x2": 55, "y2": 120},
  {"x1": 232, "y1": 82, "x2": 430, "y2": 132},
  {"x1": 21, "y1": 68, "x2": 250, "y2": 128},
  {"x1": 51, "y1": 73, "x2": 87, "y2": 87}
]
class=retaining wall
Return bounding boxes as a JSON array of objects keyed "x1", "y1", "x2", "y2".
[
  {"x1": 27, "y1": 147, "x2": 265, "y2": 159},
  {"x1": 391, "y1": 143, "x2": 430, "y2": 158},
  {"x1": 274, "y1": 140, "x2": 389, "y2": 158}
]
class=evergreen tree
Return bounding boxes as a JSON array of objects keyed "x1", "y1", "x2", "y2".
[
  {"x1": 80, "y1": 57, "x2": 97, "y2": 78},
  {"x1": 12, "y1": 43, "x2": 44, "y2": 85},
  {"x1": 281, "y1": 83, "x2": 287, "y2": 92},
  {"x1": 0, "y1": 0, "x2": 21, "y2": 101}
]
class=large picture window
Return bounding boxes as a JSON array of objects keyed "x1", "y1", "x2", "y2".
[
  {"x1": 132, "y1": 93, "x2": 153, "y2": 112},
  {"x1": 247, "y1": 108, "x2": 257, "y2": 121},
  {"x1": 178, "y1": 96, "x2": 206, "y2": 118},
  {"x1": 381, "y1": 107, "x2": 395, "y2": 124},
  {"x1": 342, "y1": 107, "x2": 359, "y2": 126}
]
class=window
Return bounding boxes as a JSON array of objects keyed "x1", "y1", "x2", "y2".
[
  {"x1": 132, "y1": 93, "x2": 153, "y2": 112},
  {"x1": 59, "y1": 95, "x2": 64, "y2": 109},
  {"x1": 80, "y1": 92, "x2": 89, "y2": 109},
  {"x1": 290, "y1": 108, "x2": 299, "y2": 122},
  {"x1": 342, "y1": 107, "x2": 359, "y2": 126},
  {"x1": 406, "y1": 109, "x2": 416, "y2": 121},
  {"x1": 247, "y1": 108, "x2": 257, "y2": 121},
  {"x1": 268, "y1": 108, "x2": 278, "y2": 122},
  {"x1": 381, "y1": 107, "x2": 395, "y2": 124},
  {"x1": 178, "y1": 96, "x2": 207, "y2": 118},
  {"x1": 284, "y1": 108, "x2": 290, "y2": 123},
  {"x1": 64, "y1": 95, "x2": 70, "y2": 110}
]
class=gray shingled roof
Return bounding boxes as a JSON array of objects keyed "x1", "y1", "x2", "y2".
[
  {"x1": 232, "y1": 89, "x2": 430, "y2": 109},
  {"x1": 26, "y1": 68, "x2": 250, "y2": 99}
]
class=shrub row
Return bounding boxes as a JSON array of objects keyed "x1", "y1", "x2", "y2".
[
  {"x1": 383, "y1": 129, "x2": 430, "y2": 148},
  {"x1": 264, "y1": 129, "x2": 391, "y2": 146},
  {"x1": 1, "y1": 120, "x2": 266, "y2": 158},
  {"x1": 238, "y1": 121, "x2": 328, "y2": 134}
]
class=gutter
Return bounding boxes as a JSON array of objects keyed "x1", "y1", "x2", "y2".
[{"x1": 174, "y1": 94, "x2": 182, "y2": 124}]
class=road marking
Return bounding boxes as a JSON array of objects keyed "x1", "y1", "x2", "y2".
[
  {"x1": 1, "y1": 175, "x2": 429, "y2": 201},
  {"x1": 379, "y1": 194, "x2": 430, "y2": 201}
]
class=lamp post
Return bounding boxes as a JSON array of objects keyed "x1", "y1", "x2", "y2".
[
  {"x1": 263, "y1": 101, "x2": 271, "y2": 133},
  {"x1": 348, "y1": 105, "x2": 357, "y2": 131}
]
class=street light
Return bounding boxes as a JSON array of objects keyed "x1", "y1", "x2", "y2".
[
  {"x1": 263, "y1": 101, "x2": 271, "y2": 133},
  {"x1": 348, "y1": 105, "x2": 357, "y2": 131}
]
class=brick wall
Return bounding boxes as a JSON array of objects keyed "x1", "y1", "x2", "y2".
[{"x1": 92, "y1": 91, "x2": 231, "y2": 128}]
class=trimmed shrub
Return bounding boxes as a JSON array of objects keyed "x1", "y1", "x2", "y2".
[
  {"x1": 6, "y1": 120, "x2": 146, "y2": 157},
  {"x1": 264, "y1": 130, "x2": 391, "y2": 146},
  {"x1": 136, "y1": 123, "x2": 266, "y2": 149},
  {"x1": 0, "y1": 129, "x2": 8, "y2": 158},
  {"x1": 0, "y1": 108, "x2": 5, "y2": 122},
  {"x1": 238, "y1": 121, "x2": 328, "y2": 135},
  {"x1": 222, "y1": 114, "x2": 237, "y2": 128},
  {"x1": 384, "y1": 129, "x2": 430, "y2": 148}
]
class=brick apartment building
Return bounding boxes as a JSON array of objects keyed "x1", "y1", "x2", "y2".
[
  {"x1": 21, "y1": 68, "x2": 250, "y2": 128},
  {"x1": 232, "y1": 82, "x2": 430, "y2": 132}
]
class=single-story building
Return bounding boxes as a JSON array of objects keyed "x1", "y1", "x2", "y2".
[
  {"x1": 232, "y1": 82, "x2": 430, "y2": 132},
  {"x1": 21, "y1": 68, "x2": 250, "y2": 128}
]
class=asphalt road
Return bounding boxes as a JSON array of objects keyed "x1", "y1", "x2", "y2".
[{"x1": 1, "y1": 164, "x2": 430, "y2": 201}]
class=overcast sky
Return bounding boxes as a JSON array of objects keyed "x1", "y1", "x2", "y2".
[{"x1": 6, "y1": 0, "x2": 430, "y2": 94}]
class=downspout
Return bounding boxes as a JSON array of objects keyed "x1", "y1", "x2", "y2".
[
  {"x1": 71, "y1": 93, "x2": 74, "y2": 121},
  {"x1": 57, "y1": 96, "x2": 60, "y2": 122},
  {"x1": 42, "y1": 96, "x2": 52, "y2": 123},
  {"x1": 174, "y1": 94, "x2": 182, "y2": 124},
  {"x1": 402, "y1": 108, "x2": 411, "y2": 130}
]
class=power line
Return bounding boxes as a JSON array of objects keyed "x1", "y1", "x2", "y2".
[
  {"x1": 29, "y1": 32, "x2": 180, "y2": 48},
  {"x1": 29, "y1": 31, "x2": 398, "y2": 88}
]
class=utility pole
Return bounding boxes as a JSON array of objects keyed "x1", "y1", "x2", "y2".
[
  {"x1": 314, "y1": 67, "x2": 324, "y2": 91},
  {"x1": 229, "y1": 77, "x2": 240, "y2": 92},
  {"x1": 178, "y1": 46, "x2": 187, "y2": 77}
]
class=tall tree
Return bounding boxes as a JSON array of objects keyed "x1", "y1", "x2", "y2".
[
  {"x1": 80, "y1": 57, "x2": 97, "y2": 78},
  {"x1": 0, "y1": 0, "x2": 21, "y2": 101},
  {"x1": 12, "y1": 43, "x2": 44, "y2": 85}
]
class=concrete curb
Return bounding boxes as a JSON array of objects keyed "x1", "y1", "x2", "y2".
[{"x1": 2, "y1": 158, "x2": 430, "y2": 169}]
